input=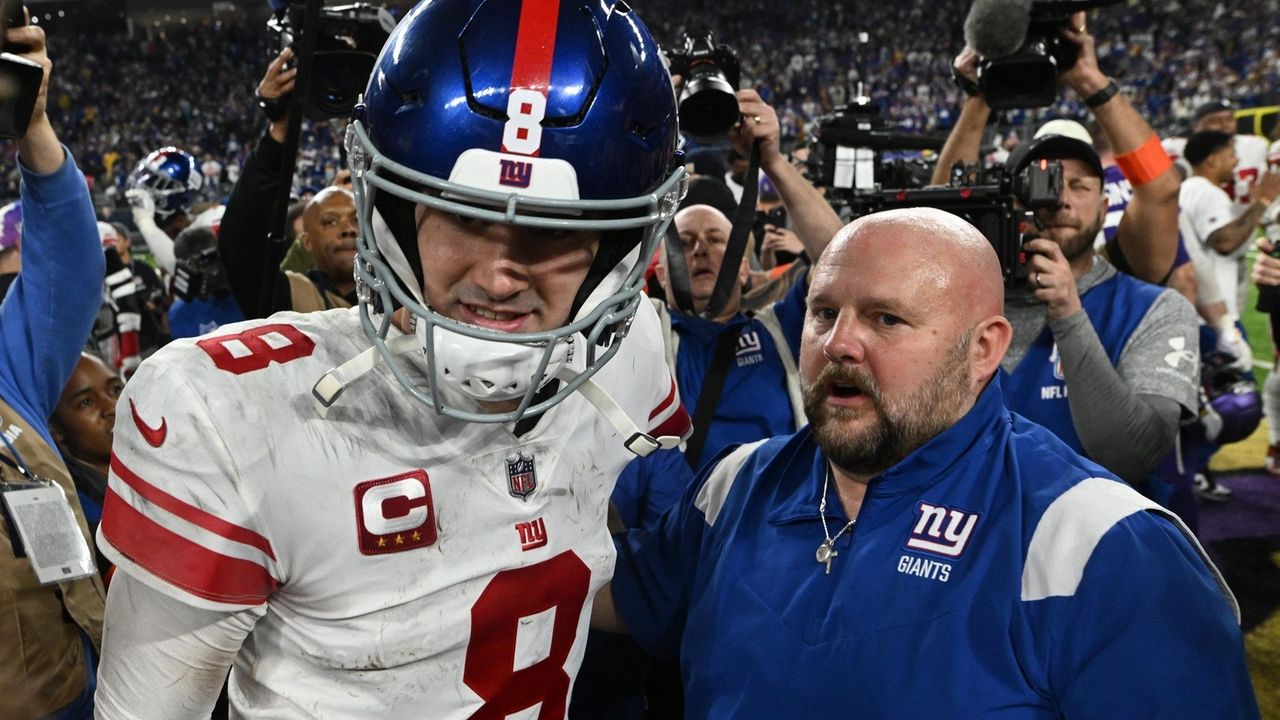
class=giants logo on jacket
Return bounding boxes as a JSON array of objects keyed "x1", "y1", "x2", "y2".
[
  {"x1": 905, "y1": 501, "x2": 980, "y2": 558},
  {"x1": 354, "y1": 470, "x2": 437, "y2": 555}
]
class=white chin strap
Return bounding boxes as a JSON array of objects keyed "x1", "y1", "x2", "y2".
[
  {"x1": 311, "y1": 333, "x2": 678, "y2": 457},
  {"x1": 416, "y1": 319, "x2": 574, "y2": 404}
]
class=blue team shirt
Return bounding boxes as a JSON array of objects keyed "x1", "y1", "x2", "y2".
[
  {"x1": 168, "y1": 293, "x2": 245, "y2": 340},
  {"x1": 1001, "y1": 269, "x2": 1164, "y2": 452},
  {"x1": 611, "y1": 378, "x2": 1257, "y2": 719},
  {"x1": 669, "y1": 277, "x2": 806, "y2": 469}
]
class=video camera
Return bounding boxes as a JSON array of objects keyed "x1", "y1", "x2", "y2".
[
  {"x1": 268, "y1": 2, "x2": 394, "y2": 121},
  {"x1": 171, "y1": 245, "x2": 228, "y2": 302},
  {"x1": 0, "y1": 1, "x2": 42, "y2": 140},
  {"x1": 973, "y1": 0, "x2": 1122, "y2": 110},
  {"x1": 665, "y1": 31, "x2": 742, "y2": 142},
  {"x1": 806, "y1": 96, "x2": 941, "y2": 194},
  {"x1": 808, "y1": 99, "x2": 1063, "y2": 283}
]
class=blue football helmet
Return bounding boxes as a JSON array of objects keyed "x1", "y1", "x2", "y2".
[
  {"x1": 342, "y1": 0, "x2": 685, "y2": 424},
  {"x1": 128, "y1": 147, "x2": 203, "y2": 219}
]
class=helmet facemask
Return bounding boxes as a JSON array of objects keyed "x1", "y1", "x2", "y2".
[{"x1": 346, "y1": 121, "x2": 686, "y2": 424}]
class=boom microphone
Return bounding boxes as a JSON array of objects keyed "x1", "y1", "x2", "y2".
[{"x1": 963, "y1": 0, "x2": 1032, "y2": 59}]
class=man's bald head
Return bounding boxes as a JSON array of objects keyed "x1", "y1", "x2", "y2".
[
  {"x1": 801, "y1": 208, "x2": 1013, "y2": 476},
  {"x1": 305, "y1": 187, "x2": 356, "y2": 221},
  {"x1": 301, "y1": 187, "x2": 359, "y2": 288},
  {"x1": 658, "y1": 203, "x2": 746, "y2": 321},
  {"x1": 822, "y1": 207, "x2": 1005, "y2": 323}
]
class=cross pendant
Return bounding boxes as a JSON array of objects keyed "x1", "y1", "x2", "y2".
[{"x1": 816, "y1": 541, "x2": 836, "y2": 574}]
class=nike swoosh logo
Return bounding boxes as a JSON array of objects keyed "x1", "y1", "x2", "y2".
[{"x1": 129, "y1": 398, "x2": 167, "y2": 448}]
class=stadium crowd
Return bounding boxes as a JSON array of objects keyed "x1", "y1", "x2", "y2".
[{"x1": 1, "y1": 0, "x2": 1277, "y2": 718}]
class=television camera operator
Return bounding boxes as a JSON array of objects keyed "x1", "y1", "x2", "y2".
[
  {"x1": 927, "y1": 8, "x2": 1198, "y2": 498},
  {"x1": 933, "y1": 8, "x2": 1181, "y2": 287}
]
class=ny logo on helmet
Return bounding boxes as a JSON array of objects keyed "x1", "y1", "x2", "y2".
[
  {"x1": 506, "y1": 452, "x2": 537, "y2": 500},
  {"x1": 498, "y1": 158, "x2": 534, "y2": 188}
]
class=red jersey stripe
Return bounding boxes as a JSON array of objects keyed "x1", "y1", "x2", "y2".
[
  {"x1": 102, "y1": 488, "x2": 278, "y2": 605},
  {"x1": 649, "y1": 402, "x2": 692, "y2": 441},
  {"x1": 110, "y1": 453, "x2": 277, "y2": 561},
  {"x1": 648, "y1": 378, "x2": 679, "y2": 421}
]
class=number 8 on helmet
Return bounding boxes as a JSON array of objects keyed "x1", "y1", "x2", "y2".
[{"x1": 331, "y1": 0, "x2": 687, "y2": 424}]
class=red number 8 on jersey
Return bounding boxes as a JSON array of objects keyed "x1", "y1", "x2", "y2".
[
  {"x1": 196, "y1": 324, "x2": 316, "y2": 375},
  {"x1": 465, "y1": 551, "x2": 591, "y2": 719}
]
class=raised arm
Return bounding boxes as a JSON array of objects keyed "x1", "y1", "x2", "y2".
[
  {"x1": 732, "y1": 90, "x2": 842, "y2": 260},
  {"x1": 0, "y1": 19, "x2": 104, "y2": 421},
  {"x1": 1062, "y1": 12, "x2": 1180, "y2": 284}
]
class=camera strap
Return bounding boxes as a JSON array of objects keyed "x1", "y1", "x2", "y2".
[
  {"x1": 662, "y1": 138, "x2": 763, "y2": 319},
  {"x1": 662, "y1": 221, "x2": 696, "y2": 313},
  {"x1": 684, "y1": 323, "x2": 744, "y2": 468},
  {"x1": 701, "y1": 138, "x2": 762, "y2": 320}
]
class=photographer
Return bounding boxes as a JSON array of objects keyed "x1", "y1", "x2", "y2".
[
  {"x1": 0, "y1": 13, "x2": 107, "y2": 719},
  {"x1": 932, "y1": 11, "x2": 1182, "y2": 287},
  {"x1": 652, "y1": 89, "x2": 842, "y2": 470},
  {"x1": 218, "y1": 47, "x2": 356, "y2": 319}
]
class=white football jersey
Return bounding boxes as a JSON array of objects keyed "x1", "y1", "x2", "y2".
[
  {"x1": 98, "y1": 304, "x2": 689, "y2": 719},
  {"x1": 1232, "y1": 134, "x2": 1270, "y2": 208},
  {"x1": 1166, "y1": 134, "x2": 1271, "y2": 212},
  {"x1": 1180, "y1": 175, "x2": 1245, "y2": 315}
]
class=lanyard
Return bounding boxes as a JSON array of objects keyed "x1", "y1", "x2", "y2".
[{"x1": 0, "y1": 431, "x2": 46, "y2": 486}]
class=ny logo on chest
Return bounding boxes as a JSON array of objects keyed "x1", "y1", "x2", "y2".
[{"x1": 904, "y1": 501, "x2": 980, "y2": 558}]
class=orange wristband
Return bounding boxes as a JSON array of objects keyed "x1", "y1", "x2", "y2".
[{"x1": 1114, "y1": 134, "x2": 1173, "y2": 186}]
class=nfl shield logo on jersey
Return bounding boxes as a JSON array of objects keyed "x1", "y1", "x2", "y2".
[{"x1": 506, "y1": 452, "x2": 537, "y2": 500}]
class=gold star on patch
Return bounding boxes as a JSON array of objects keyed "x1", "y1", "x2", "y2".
[
  {"x1": 377, "y1": 537, "x2": 386, "y2": 548},
  {"x1": 395, "y1": 534, "x2": 404, "y2": 545},
  {"x1": 411, "y1": 530, "x2": 421, "y2": 541}
]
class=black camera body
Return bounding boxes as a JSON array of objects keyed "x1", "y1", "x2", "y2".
[
  {"x1": 172, "y1": 246, "x2": 229, "y2": 302},
  {"x1": 977, "y1": 0, "x2": 1121, "y2": 110},
  {"x1": 268, "y1": 2, "x2": 394, "y2": 121},
  {"x1": 0, "y1": 0, "x2": 41, "y2": 140},
  {"x1": 806, "y1": 98, "x2": 943, "y2": 194},
  {"x1": 666, "y1": 31, "x2": 741, "y2": 142},
  {"x1": 808, "y1": 101, "x2": 1063, "y2": 283},
  {"x1": 845, "y1": 163, "x2": 1060, "y2": 284}
]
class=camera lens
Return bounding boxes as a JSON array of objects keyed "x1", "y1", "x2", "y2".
[
  {"x1": 679, "y1": 62, "x2": 740, "y2": 141},
  {"x1": 308, "y1": 52, "x2": 376, "y2": 120}
]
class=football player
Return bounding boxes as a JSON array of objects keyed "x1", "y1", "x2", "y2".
[
  {"x1": 94, "y1": 1, "x2": 690, "y2": 718},
  {"x1": 124, "y1": 146, "x2": 204, "y2": 278},
  {"x1": 1164, "y1": 100, "x2": 1272, "y2": 212}
]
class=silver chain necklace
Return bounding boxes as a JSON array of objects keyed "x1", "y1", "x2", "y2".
[{"x1": 816, "y1": 467, "x2": 857, "y2": 575}]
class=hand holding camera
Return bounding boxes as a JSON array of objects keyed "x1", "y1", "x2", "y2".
[
  {"x1": 257, "y1": 46, "x2": 298, "y2": 142},
  {"x1": 729, "y1": 90, "x2": 782, "y2": 169},
  {"x1": 1056, "y1": 11, "x2": 1109, "y2": 100},
  {"x1": 3, "y1": 4, "x2": 61, "y2": 171},
  {"x1": 962, "y1": 0, "x2": 1120, "y2": 109},
  {"x1": 1024, "y1": 237, "x2": 1081, "y2": 322}
]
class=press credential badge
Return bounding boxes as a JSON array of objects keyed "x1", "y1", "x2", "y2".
[{"x1": 2, "y1": 484, "x2": 96, "y2": 584}]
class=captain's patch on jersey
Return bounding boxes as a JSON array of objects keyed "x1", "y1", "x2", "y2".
[{"x1": 353, "y1": 470, "x2": 437, "y2": 555}]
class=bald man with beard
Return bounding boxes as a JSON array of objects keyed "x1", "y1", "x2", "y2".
[{"x1": 594, "y1": 208, "x2": 1258, "y2": 719}]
